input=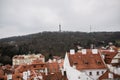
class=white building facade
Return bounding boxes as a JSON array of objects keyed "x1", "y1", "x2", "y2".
[
  {"x1": 13, "y1": 54, "x2": 45, "y2": 66},
  {"x1": 64, "y1": 49, "x2": 107, "y2": 80}
]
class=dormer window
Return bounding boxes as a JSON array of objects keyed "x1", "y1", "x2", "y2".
[
  {"x1": 74, "y1": 62, "x2": 78, "y2": 65},
  {"x1": 40, "y1": 64, "x2": 44, "y2": 67},
  {"x1": 83, "y1": 60, "x2": 89, "y2": 65},
  {"x1": 95, "y1": 59, "x2": 101, "y2": 65},
  {"x1": 33, "y1": 65, "x2": 36, "y2": 68},
  {"x1": 97, "y1": 60, "x2": 101, "y2": 65},
  {"x1": 23, "y1": 66, "x2": 26, "y2": 68}
]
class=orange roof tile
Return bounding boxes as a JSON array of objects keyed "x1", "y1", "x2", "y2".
[
  {"x1": 12, "y1": 73, "x2": 23, "y2": 80},
  {"x1": 46, "y1": 62, "x2": 60, "y2": 73},
  {"x1": 43, "y1": 72, "x2": 68, "y2": 80},
  {"x1": 15, "y1": 62, "x2": 46, "y2": 73},
  {"x1": 68, "y1": 49, "x2": 106, "y2": 70},
  {"x1": 100, "y1": 50, "x2": 117, "y2": 64}
]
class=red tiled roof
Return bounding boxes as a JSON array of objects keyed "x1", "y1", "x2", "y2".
[
  {"x1": 43, "y1": 72, "x2": 68, "y2": 80},
  {"x1": 99, "y1": 70, "x2": 120, "y2": 80},
  {"x1": 12, "y1": 73, "x2": 23, "y2": 80},
  {"x1": 0, "y1": 69, "x2": 4, "y2": 75},
  {"x1": 46, "y1": 62, "x2": 60, "y2": 73},
  {"x1": 100, "y1": 50, "x2": 117, "y2": 64},
  {"x1": 0, "y1": 75, "x2": 7, "y2": 80},
  {"x1": 58, "y1": 59, "x2": 64, "y2": 68},
  {"x1": 32, "y1": 59, "x2": 43, "y2": 64},
  {"x1": 68, "y1": 49, "x2": 106, "y2": 70},
  {"x1": 15, "y1": 62, "x2": 46, "y2": 73}
]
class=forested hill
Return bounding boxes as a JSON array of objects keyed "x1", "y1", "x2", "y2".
[{"x1": 0, "y1": 31, "x2": 120, "y2": 64}]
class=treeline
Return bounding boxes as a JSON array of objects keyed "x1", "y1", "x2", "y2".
[{"x1": 0, "y1": 31, "x2": 120, "y2": 65}]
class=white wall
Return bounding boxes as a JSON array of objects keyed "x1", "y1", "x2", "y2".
[
  {"x1": 7, "y1": 74, "x2": 12, "y2": 80},
  {"x1": 64, "y1": 53, "x2": 70, "y2": 71},
  {"x1": 111, "y1": 52, "x2": 120, "y2": 63},
  {"x1": 84, "y1": 69, "x2": 107, "y2": 80},
  {"x1": 111, "y1": 59, "x2": 119, "y2": 63},
  {"x1": 107, "y1": 64, "x2": 120, "y2": 75},
  {"x1": 64, "y1": 53, "x2": 93, "y2": 80},
  {"x1": 66, "y1": 66, "x2": 93, "y2": 80}
]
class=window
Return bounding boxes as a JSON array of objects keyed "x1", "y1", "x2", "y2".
[
  {"x1": 84, "y1": 60, "x2": 89, "y2": 65},
  {"x1": 23, "y1": 66, "x2": 26, "y2": 68},
  {"x1": 102, "y1": 71, "x2": 104, "y2": 74},
  {"x1": 64, "y1": 71, "x2": 66, "y2": 76},
  {"x1": 89, "y1": 72, "x2": 92, "y2": 76},
  {"x1": 97, "y1": 60, "x2": 101, "y2": 64},
  {"x1": 74, "y1": 62, "x2": 78, "y2": 65},
  {"x1": 41, "y1": 64, "x2": 44, "y2": 67},
  {"x1": 33, "y1": 65, "x2": 36, "y2": 68},
  {"x1": 97, "y1": 71, "x2": 99, "y2": 75},
  {"x1": 78, "y1": 76, "x2": 80, "y2": 79}
]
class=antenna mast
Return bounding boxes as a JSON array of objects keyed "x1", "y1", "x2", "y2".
[{"x1": 90, "y1": 25, "x2": 92, "y2": 33}]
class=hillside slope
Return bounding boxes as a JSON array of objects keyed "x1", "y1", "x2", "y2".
[{"x1": 0, "y1": 31, "x2": 120, "y2": 64}]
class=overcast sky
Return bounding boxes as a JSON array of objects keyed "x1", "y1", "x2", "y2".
[{"x1": 0, "y1": 0, "x2": 120, "y2": 38}]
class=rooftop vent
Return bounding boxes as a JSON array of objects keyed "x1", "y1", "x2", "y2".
[
  {"x1": 92, "y1": 49, "x2": 98, "y2": 54},
  {"x1": 70, "y1": 49, "x2": 75, "y2": 54},
  {"x1": 82, "y1": 49, "x2": 87, "y2": 54},
  {"x1": 108, "y1": 73, "x2": 113, "y2": 79}
]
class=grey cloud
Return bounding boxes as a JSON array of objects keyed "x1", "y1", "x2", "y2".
[{"x1": 0, "y1": 0, "x2": 120, "y2": 38}]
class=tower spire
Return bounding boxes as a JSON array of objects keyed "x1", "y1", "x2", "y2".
[{"x1": 59, "y1": 24, "x2": 61, "y2": 32}]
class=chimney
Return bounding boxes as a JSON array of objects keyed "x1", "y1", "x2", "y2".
[
  {"x1": 48, "y1": 59, "x2": 52, "y2": 63},
  {"x1": 102, "y1": 54, "x2": 105, "y2": 59},
  {"x1": 108, "y1": 72, "x2": 113, "y2": 79},
  {"x1": 110, "y1": 47, "x2": 114, "y2": 52},
  {"x1": 45, "y1": 68, "x2": 48, "y2": 75},
  {"x1": 23, "y1": 71, "x2": 28, "y2": 80},
  {"x1": 7, "y1": 74, "x2": 12, "y2": 80},
  {"x1": 53, "y1": 59, "x2": 56, "y2": 62},
  {"x1": 60, "y1": 67, "x2": 64, "y2": 76},
  {"x1": 77, "y1": 45, "x2": 82, "y2": 50},
  {"x1": 72, "y1": 65, "x2": 76, "y2": 69},
  {"x1": 27, "y1": 70, "x2": 30, "y2": 77},
  {"x1": 90, "y1": 44, "x2": 94, "y2": 49},
  {"x1": 70, "y1": 49, "x2": 75, "y2": 54},
  {"x1": 38, "y1": 73, "x2": 43, "y2": 80},
  {"x1": 118, "y1": 49, "x2": 120, "y2": 53},
  {"x1": 92, "y1": 49, "x2": 98, "y2": 54},
  {"x1": 82, "y1": 49, "x2": 87, "y2": 54}
]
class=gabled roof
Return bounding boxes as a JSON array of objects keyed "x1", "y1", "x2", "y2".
[
  {"x1": 100, "y1": 50, "x2": 117, "y2": 64},
  {"x1": 68, "y1": 49, "x2": 106, "y2": 70}
]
